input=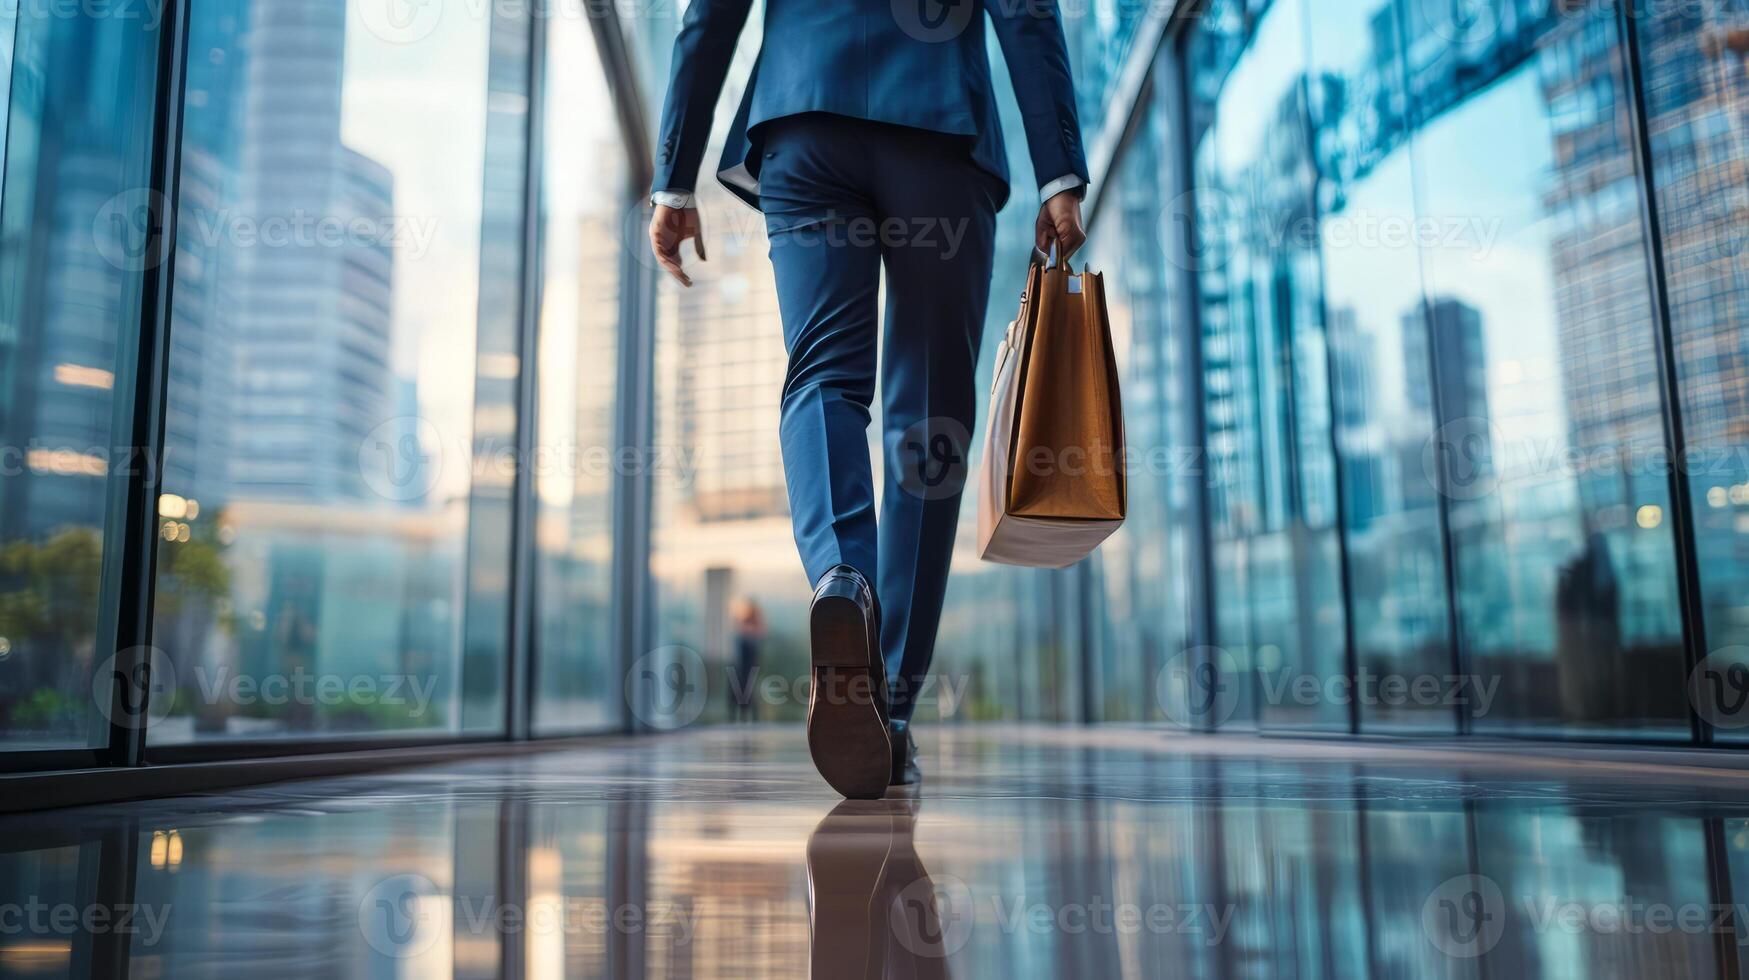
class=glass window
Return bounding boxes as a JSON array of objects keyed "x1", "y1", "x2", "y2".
[
  {"x1": 531, "y1": 12, "x2": 626, "y2": 735},
  {"x1": 458, "y1": 1, "x2": 537, "y2": 734},
  {"x1": 1082, "y1": 92, "x2": 1200, "y2": 723},
  {"x1": 1305, "y1": 0, "x2": 1457, "y2": 733},
  {"x1": 1411, "y1": 5, "x2": 1686, "y2": 736},
  {"x1": 1181, "y1": 0, "x2": 1691, "y2": 738},
  {"x1": 1186, "y1": 0, "x2": 1350, "y2": 733},
  {"x1": 0, "y1": 8, "x2": 166, "y2": 749},
  {"x1": 1301, "y1": 1, "x2": 1462, "y2": 735},
  {"x1": 1640, "y1": 0, "x2": 1749, "y2": 736},
  {"x1": 147, "y1": 0, "x2": 504, "y2": 743}
]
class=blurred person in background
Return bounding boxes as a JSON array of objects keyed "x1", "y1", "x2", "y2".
[{"x1": 729, "y1": 597, "x2": 766, "y2": 723}]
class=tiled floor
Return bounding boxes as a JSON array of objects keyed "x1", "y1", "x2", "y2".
[{"x1": 8, "y1": 725, "x2": 1749, "y2": 977}]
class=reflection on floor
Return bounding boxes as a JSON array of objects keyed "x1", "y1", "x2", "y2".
[{"x1": 10, "y1": 726, "x2": 1749, "y2": 977}]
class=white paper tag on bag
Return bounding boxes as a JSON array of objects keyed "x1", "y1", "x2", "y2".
[{"x1": 1067, "y1": 275, "x2": 1082, "y2": 294}]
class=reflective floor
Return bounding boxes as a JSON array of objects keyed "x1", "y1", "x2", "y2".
[{"x1": 11, "y1": 726, "x2": 1749, "y2": 977}]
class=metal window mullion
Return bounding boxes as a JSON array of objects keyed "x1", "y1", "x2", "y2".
[
  {"x1": 504, "y1": 5, "x2": 547, "y2": 742},
  {"x1": 1161, "y1": 34, "x2": 1221, "y2": 731},
  {"x1": 1294, "y1": 69, "x2": 1364, "y2": 737},
  {"x1": 1618, "y1": 0, "x2": 1712, "y2": 745},
  {"x1": 611, "y1": 216, "x2": 657, "y2": 734},
  {"x1": 582, "y1": 0, "x2": 657, "y2": 737},
  {"x1": 103, "y1": 0, "x2": 189, "y2": 766}
]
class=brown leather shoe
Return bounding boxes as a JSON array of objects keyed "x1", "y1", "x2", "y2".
[{"x1": 807, "y1": 565, "x2": 892, "y2": 799}]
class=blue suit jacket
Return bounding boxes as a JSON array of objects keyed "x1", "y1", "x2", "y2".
[{"x1": 651, "y1": 0, "x2": 1089, "y2": 212}]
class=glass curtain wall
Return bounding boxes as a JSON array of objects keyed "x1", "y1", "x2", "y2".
[
  {"x1": 1410, "y1": 3, "x2": 1684, "y2": 736},
  {"x1": 9, "y1": 0, "x2": 1749, "y2": 764},
  {"x1": 1640, "y1": 1, "x2": 1749, "y2": 737},
  {"x1": 1186, "y1": 0, "x2": 1350, "y2": 733},
  {"x1": 1081, "y1": 90, "x2": 1201, "y2": 723},
  {"x1": 459, "y1": 0, "x2": 539, "y2": 734},
  {"x1": 1176, "y1": 0, "x2": 1702, "y2": 738},
  {"x1": 147, "y1": 0, "x2": 514, "y2": 743},
  {"x1": 530, "y1": 9, "x2": 630, "y2": 734},
  {"x1": 0, "y1": 5, "x2": 170, "y2": 750}
]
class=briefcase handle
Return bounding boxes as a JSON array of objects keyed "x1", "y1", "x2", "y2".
[{"x1": 1031, "y1": 244, "x2": 1076, "y2": 275}]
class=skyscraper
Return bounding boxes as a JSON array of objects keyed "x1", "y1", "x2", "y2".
[
  {"x1": 1638, "y1": 5, "x2": 1749, "y2": 644},
  {"x1": 1402, "y1": 298, "x2": 1488, "y2": 430},
  {"x1": 162, "y1": 0, "x2": 248, "y2": 510},
  {"x1": 226, "y1": 0, "x2": 396, "y2": 505}
]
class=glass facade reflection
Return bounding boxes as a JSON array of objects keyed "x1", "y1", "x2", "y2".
[
  {"x1": 147, "y1": 0, "x2": 508, "y2": 743},
  {"x1": 0, "y1": 6, "x2": 169, "y2": 750},
  {"x1": 1644, "y1": 1, "x2": 1749, "y2": 738},
  {"x1": 2, "y1": 0, "x2": 1749, "y2": 764},
  {"x1": 1173, "y1": 0, "x2": 1726, "y2": 740},
  {"x1": 530, "y1": 11, "x2": 625, "y2": 735}
]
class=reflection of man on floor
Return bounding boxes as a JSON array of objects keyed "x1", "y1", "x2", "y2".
[
  {"x1": 807, "y1": 798, "x2": 954, "y2": 978},
  {"x1": 731, "y1": 597, "x2": 767, "y2": 723}
]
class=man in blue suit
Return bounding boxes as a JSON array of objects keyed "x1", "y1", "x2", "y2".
[{"x1": 649, "y1": 0, "x2": 1088, "y2": 799}]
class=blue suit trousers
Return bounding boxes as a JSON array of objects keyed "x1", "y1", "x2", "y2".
[{"x1": 761, "y1": 113, "x2": 999, "y2": 722}]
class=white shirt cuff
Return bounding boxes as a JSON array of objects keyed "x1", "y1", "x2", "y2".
[
  {"x1": 1039, "y1": 174, "x2": 1084, "y2": 201},
  {"x1": 651, "y1": 190, "x2": 695, "y2": 208}
]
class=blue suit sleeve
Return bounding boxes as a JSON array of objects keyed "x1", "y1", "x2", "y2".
[
  {"x1": 652, "y1": 0, "x2": 755, "y2": 196},
  {"x1": 983, "y1": 0, "x2": 1089, "y2": 196}
]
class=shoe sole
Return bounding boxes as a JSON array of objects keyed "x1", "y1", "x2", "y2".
[{"x1": 807, "y1": 587, "x2": 891, "y2": 800}]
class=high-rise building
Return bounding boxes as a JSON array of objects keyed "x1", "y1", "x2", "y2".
[
  {"x1": 1544, "y1": 14, "x2": 1669, "y2": 524},
  {"x1": 1639, "y1": 6, "x2": 1749, "y2": 643},
  {"x1": 1402, "y1": 298, "x2": 1488, "y2": 432},
  {"x1": 162, "y1": 0, "x2": 249, "y2": 510},
  {"x1": 0, "y1": 15, "x2": 141, "y2": 543},
  {"x1": 226, "y1": 0, "x2": 396, "y2": 505}
]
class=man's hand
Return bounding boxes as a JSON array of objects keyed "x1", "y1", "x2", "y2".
[
  {"x1": 649, "y1": 204, "x2": 706, "y2": 287},
  {"x1": 1036, "y1": 190, "x2": 1086, "y2": 263}
]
